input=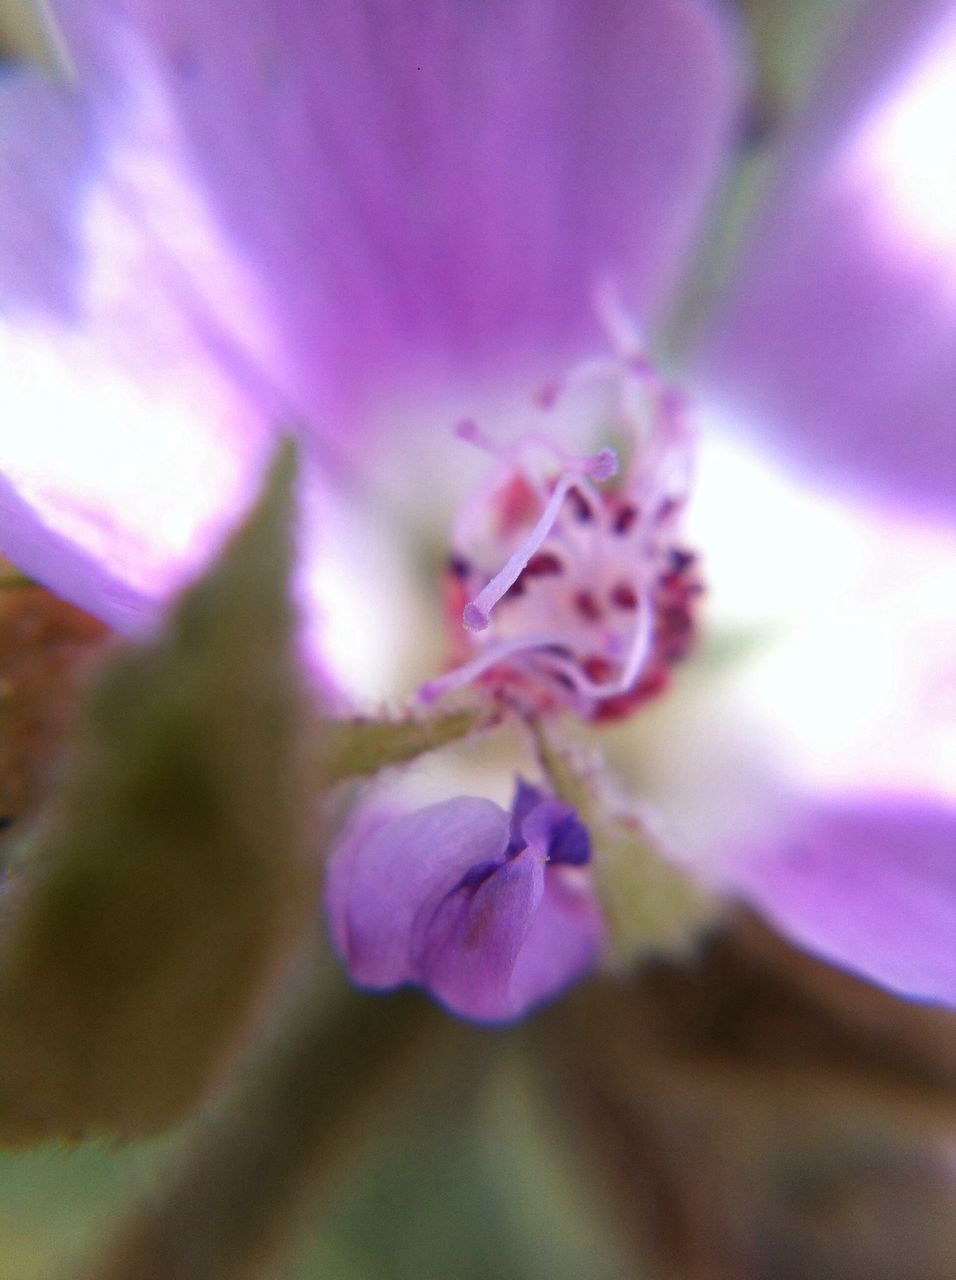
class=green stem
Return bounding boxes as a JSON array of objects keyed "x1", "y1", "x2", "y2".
[
  {"x1": 79, "y1": 972, "x2": 442, "y2": 1280},
  {"x1": 314, "y1": 708, "x2": 483, "y2": 784}
]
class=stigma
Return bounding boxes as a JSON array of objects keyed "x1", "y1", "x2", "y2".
[{"x1": 419, "y1": 335, "x2": 703, "y2": 722}]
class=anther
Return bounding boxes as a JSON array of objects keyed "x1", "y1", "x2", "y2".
[
  {"x1": 568, "y1": 490, "x2": 595, "y2": 522},
  {"x1": 526, "y1": 553, "x2": 563, "y2": 577},
  {"x1": 462, "y1": 455, "x2": 617, "y2": 632},
  {"x1": 574, "y1": 591, "x2": 602, "y2": 622},
  {"x1": 668, "y1": 548, "x2": 696, "y2": 573},
  {"x1": 610, "y1": 583, "x2": 638, "y2": 610},
  {"x1": 612, "y1": 505, "x2": 638, "y2": 535}
]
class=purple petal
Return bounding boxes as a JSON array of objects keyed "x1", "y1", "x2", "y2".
[
  {"x1": 0, "y1": 473, "x2": 152, "y2": 631},
  {"x1": 416, "y1": 848, "x2": 547, "y2": 1022},
  {"x1": 730, "y1": 796, "x2": 956, "y2": 1006},
  {"x1": 0, "y1": 71, "x2": 87, "y2": 315},
  {"x1": 509, "y1": 869, "x2": 605, "y2": 1015},
  {"x1": 0, "y1": 67, "x2": 282, "y2": 625},
  {"x1": 324, "y1": 797, "x2": 511, "y2": 989},
  {"x1": 52, "y1": 0, "x2": 741, "y2": 426},
  {"x1": 324, "y1": 790, "x2": 604, "y2": 1021},
  {"x1": 696, "y1": 1, "x2": 956, "y2": 516},
  {"x1": 519, "y1": 796, "x2": 593, "y2": 867}
]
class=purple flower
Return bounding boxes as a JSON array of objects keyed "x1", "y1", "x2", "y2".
[
  {"x1": 325, "y1": 781, "x2": 603, "y2": 1022},
  {"x1": 0, "y1": 2, "x2": 954, "y2": 1009}
]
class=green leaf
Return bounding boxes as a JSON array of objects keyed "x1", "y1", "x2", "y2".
[{"x1": 0, "y1": 443, "x2": 312, "y2": 1144}]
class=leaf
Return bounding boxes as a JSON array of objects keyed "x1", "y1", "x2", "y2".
[{"x1": 0, "y1": 443, "x2": 312, "y2": 1144}]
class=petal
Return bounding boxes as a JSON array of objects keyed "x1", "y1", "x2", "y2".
[
  {"x1": 417, "y1": 801, "x2": 602, "y2": 1021},
  {"x1": 508, "y1": 869, "x2": 605, "y2": 1015},
  {"x1": 0, "y1": 66, "x2": 281, "y2": 626},
  {"x1": 729, "y1": 797, "x2": 956, "y2": 1006},
  {"x1": 52, "y1": 0, "x2": 741, "y2": 426},
  {"x1": 0, "y1": 70, "x2": 86, "y2": 315},
  {"x1": 606, "y1": 431, "x2": 955, "y2": 907},
  {"x1": 519, "y1": 796, "x2": 592, "y2": 866},
  {"x1": 682, "y1": 427, "x2": 956, "y2": 805},
  {"x1": 324, "y1": 797, "x2": 511, "y2": 989},
  {"x1": 0, "y1": 472, "x2": 150, "y2": 630},
  {"x1": 416, "y1": 849, "x2": 546, "y2": 1022},
  {"x1": 696, "y1": 0, "x2": 956, "y2": 516}
]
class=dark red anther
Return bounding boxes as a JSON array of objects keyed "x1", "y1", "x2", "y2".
[
  {"x1": 612, "y1": 504, "x2": 638, "y2": 535},
  {"x1": 610, "y1": 583, "x2": 638, "y2": 610},
  {"x1": 448, "y1": 555, "x2": 472, "y2": 579},
  {"x1": 574, "y1": 590, "x2": 602, "y2": 622},
  {"x1": 568, "y1": 489, "x2": 595, "y2": 523},
  {"x1": 583, "y1": 654, "x2": 615, "y2": 684},
  {"x1": 525, "y1": 552, "x2": 564, "y2": 576}
]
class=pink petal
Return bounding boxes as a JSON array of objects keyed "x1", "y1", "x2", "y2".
[
  {"x1": 696, "y1": 0, "x2": 956, "y2": 517},
  {"x1": 53, "y1": 0, "x2": 742, "y2": 427},
  {"x1": 729, "y1": 796, "x2": 956, "y2": 1006},
  {"x1": 0, "y1": 67, "x2": 282, "y2": 626}
]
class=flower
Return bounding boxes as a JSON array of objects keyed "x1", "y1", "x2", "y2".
[
  {"x1": 0, "y1": 1, "x2": 954, "y2": 1010},
  {"x1": 325, "y1": 780, "x2": 602, "y2": 1022}
]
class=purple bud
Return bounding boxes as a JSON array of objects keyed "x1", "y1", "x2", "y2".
[{"x1": 325, "y1": 783, "x2": 604, "y2": 1023}]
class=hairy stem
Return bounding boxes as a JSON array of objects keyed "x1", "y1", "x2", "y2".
[{"x1": 314, "y1": 707, "x2": 483, "y2": 784}]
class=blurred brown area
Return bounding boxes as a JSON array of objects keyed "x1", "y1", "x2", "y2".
[
  {"x1": 534, "y1": 914, "x2": 956, "y2": 1280},
  {"x1": 0, "y1": 562, "x2": 113, "y2": 835}
]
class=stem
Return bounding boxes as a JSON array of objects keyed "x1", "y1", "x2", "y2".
[
  {"x1": 314, "y1": 708, "x2": 483, "y2": 784},
  {"x1": 80, "y1": 971, "x2": 442, "y2": 1280}
]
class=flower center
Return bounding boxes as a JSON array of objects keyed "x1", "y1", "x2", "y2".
[{"x1": 420, "y1": 336, "x2": 703, "y2": 721}]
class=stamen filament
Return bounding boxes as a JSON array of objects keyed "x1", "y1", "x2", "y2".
[
  {"x1": 418, "y1": 631, "x2": 578, "y2": 704},
  {"x1": 463, "y1": 453, "x2": 618, "y2": 632},
  {"x1": 542, "y1": 602, "x2": 654, "y2": 700}
]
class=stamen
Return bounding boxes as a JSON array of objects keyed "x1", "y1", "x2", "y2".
[
  {"x1": 418, "y1": 630, "x2": 579, "y2": 704},
  {"x1": 574, "y1": 591, "x2": 602, "y2": 622},
  {"x1": 568, "y1": 490, "x2": 595, "y2": 522},
  {"x1": 612, "y1": 504, "x2": 638, "y2": 535},
  {"x1": 541, "y1": 602, "x2": 654, "y2": 700},
  {"x1": 525, "y1": 552, "x2": 563, "y2": 576},
  {"x1": 463, "y1": 452, "x2": 618, "y2": 632},
  {"x1": 610, "y1": 583, "x2": 638, "y2": 610}
]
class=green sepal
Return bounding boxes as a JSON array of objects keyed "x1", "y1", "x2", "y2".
[
  {"x1": 0, "y1": 443, "x2": 312, "y2": 1144},
  {"x1": 533, "y1": 726, "x2": 721, "y2": 970}
]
